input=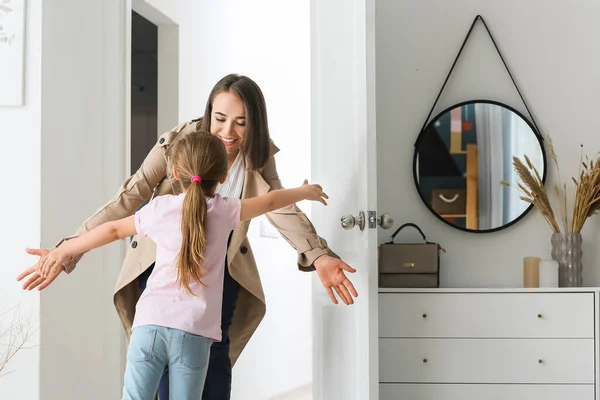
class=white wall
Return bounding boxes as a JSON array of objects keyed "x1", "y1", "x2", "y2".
[
  {"x1": 1, "y1": 0, "x2": 125, "y2": 398},
  {"x1": 376, "y1": 0, "x2": 600, "y2": 287},
  {"x1": 38, "y1": 0, "x2": 126, "y2": 399},
  {"x1": 0, "y1": 0, "x2": 41, "y2": 398}
]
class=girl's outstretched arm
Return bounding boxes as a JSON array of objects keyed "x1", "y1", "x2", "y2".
[
  {"x1": 37, "y1": 216, "x2": 136, "y2": 278},
  {"x1": 240, "y1": 180, "x2": 328, "y2": 222}
]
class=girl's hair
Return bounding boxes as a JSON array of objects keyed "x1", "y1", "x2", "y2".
[
  {"x1": 200, "y1": 74, "x2": 271, "y2": 170},
  {"x1": 169, "y1": 130, "x2": 228, "y2": 294}
]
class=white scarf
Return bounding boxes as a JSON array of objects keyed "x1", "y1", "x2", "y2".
[{"x1": 215, "y1": 151, "x2": 245, "y2": 200}]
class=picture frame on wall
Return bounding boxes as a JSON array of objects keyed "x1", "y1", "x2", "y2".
[{"x1": 0, "y1": 0, "x2": 26, "y2": 106}]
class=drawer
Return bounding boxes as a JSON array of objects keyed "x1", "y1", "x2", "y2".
[
  {"x1": 379, "y1": 338, "x2": 594, "y2": 384},
  {"x1": 379, "y1": 293, "x2": 594, "y2": 338},
  {"x1": 379, "y1": 384, "x2": 594, "y2": 400}
]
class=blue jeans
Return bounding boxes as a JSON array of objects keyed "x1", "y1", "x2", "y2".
[
  {"x1": 122, "y1": 325, "x2": 211, "y2": 400},
  {"x1": 138, "y1": 261, "x2": 240, "y2": 400}
]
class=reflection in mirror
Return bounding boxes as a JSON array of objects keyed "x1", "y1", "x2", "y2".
[{"x1": 413, "y1": 101, "x2": 546, "y2": 233}]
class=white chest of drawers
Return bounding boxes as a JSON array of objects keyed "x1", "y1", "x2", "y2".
[{"x1": 378, "y1": 288, "x2": 600, "y2": 400}]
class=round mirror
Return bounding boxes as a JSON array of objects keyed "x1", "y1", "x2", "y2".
[{"x1": 413, "y1": 100, "x2": 546, "y2": 233}]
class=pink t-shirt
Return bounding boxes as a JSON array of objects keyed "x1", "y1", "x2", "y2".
[{"x1": 132, "y1": 193, "x2": 241, "y2": 341}]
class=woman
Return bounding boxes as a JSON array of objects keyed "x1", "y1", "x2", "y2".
[{"x1": 17, "y1": 74, "x2": 358, "y2": 399}]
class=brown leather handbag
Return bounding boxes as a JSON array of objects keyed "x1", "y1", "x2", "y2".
[{"x1": 378, "y1": 223, "x2": 445, "y2": 288}]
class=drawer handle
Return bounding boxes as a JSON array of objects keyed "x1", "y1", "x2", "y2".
[
  {"x1": 422, "y1": 313, "x2": 427, "y2": 319},
  {"x1": 538, "y1": 359, "x2": 543, "y2": 364},
  {"x1": 423, "y1": 358, "x2": 428, "y2": 363},
  {"x1": 537, "y1": 313, "x2": 543, "y2": 319}
]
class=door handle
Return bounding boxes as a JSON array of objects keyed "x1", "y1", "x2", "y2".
[
  {"x1": 367, "y1": 211, "x2": 394, "y2": 229},
  {"x1": 376, "y1": 213, "x2": 394, "y2": 230},
  {"x1": 341, "y1": 212, "x2": 365, "y2": 231},
  {"x1": 341, "y1": 212, "x2": 394, "y2": 230}
]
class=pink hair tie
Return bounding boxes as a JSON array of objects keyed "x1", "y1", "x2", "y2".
[{"x1": 190, "y1": 176, "x2": 202, "y2": 184}]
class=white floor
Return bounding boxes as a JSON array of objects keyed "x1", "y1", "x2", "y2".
[{"x1": 266, "y1": 384, "x2": 312, "y2": 400}]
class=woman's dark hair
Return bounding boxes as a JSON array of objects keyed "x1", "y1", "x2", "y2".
[{"x1": 200, "y1": 74, "x2": 271, "y2": 170}]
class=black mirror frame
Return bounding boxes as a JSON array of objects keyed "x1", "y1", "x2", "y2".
[{"x1": 412, "y1": 99, "x2": 547, "y2": 234}]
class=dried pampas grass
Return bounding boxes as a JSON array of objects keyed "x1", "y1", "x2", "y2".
[
  {"x1": 570, "y1": 154, "x2": 600, "y2": 233},
  {"x1": 512, "y1": 134, "x2": 600, "y2": 234},
  {"x1": 512, "y1": 155, "x2": 560, "y2": 233}
]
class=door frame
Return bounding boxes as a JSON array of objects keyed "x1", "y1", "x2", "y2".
[
  {"x1": 127, "y1": 0, "x2": 180, "y2": 177},
  {"x1": 110, "y1": 0, "x2": 180, "y2": 380}
]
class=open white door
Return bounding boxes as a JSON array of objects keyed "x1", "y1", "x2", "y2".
[{"x1": 311, "y1": 0, "x2": 379, "y2": 399}]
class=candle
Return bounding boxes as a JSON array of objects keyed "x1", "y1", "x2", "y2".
[
  {"x1": 523, "y1": 256, "x2": 541, "y2": 288},
  {"x1": 539, "y1": 260, "x2": 559, "y2": 288}
]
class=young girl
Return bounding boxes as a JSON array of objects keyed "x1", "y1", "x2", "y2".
[{"x1": 34, "y1": 131, "x2": 328, "y2": 400}]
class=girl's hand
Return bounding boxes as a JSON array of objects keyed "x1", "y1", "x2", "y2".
[
  {"x1": 301, "y1": 179, "x2": 329, "y2": 205},
  {"x1": 39, "y1": 248, "x2": 72, "y2": 279},
  {"x1": 17, "y1": 248, "x2": 64, "y2": 291}
]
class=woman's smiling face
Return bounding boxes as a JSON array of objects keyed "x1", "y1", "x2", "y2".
[{"x1": 210, "y1": 91, "x2": 247, "y2": 159}]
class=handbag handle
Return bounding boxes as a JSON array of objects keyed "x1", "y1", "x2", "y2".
[
  {"x1": 387, "y1": 222, "x2": 447, "y2": 252},
  {"x1": 389, "y1": 223, "x2": 428, "y2": 243}
]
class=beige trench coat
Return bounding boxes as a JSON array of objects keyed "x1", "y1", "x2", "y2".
[{"x1": 59, "y1": 119, "x2": 335, "y2": 365}]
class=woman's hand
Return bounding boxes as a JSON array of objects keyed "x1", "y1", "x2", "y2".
[
  {"x1": 17, "y1": 248, "x2": 65, "y2": 291},
  {"x1": 313, "y1": 255, "x2": 358, "y2": 305},
  {"x1": 301, "y1": 180, "x2": 328, "y2": 205}
]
